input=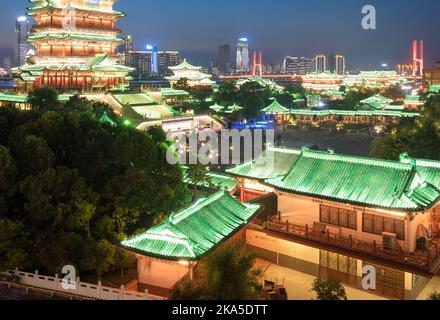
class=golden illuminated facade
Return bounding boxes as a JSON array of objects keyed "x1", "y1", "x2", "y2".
[{"x1": 13, "y1": 0, "x2": 134, "y2": 92}]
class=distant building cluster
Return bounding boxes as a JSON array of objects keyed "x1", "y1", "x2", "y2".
[
  {"x1": 282, "y1": 53, "x2": 346, "y2": 76},
  {"x1": 122, "y1": 35, "x2": 183, "y2": 79}
]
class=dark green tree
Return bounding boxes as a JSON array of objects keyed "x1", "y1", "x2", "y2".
[
  {"x1": 214, "y1": 80, "x2": 237, "y2": 105},
  {"x1": 383, "y1": 85, "x2": 405, "y2": 101},
  {"x1": 0, "y1": 146, "x2": 16, "y2": 212},
  {"x1": 172, "y1": 243, "x2": 262, "y2": 300},
  {"x1": 27, "y1": 85, "x2": 60, "y2": 111},
  {"x1": 311, "y1": 278, "x2": 348, "y2": 300},
  {"x1": 80, "y1": 240, "x2": 116, "y2": 281},
  {"x1": 0, "y1": 219, "x2": 29, "y2": 271},
  {"x1": 13, "y1": 135, "x2": 55, "y2": 177},
  {"x1": 371, "y1": 93, "x2": 440, "y2": 160},
  {"x1": 428, "y1": 291, "x2": 440, "y2": 300},
  {"x1": 185, "y1": 162, "x2": 213, "y2": 197}
]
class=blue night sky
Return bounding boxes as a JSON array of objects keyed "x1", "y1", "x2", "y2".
[{"x1": 1, "y1": 0, "x2": 439, "y2": 68}]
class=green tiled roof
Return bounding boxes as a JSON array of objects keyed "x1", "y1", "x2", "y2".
[
  {"x1": 131, "y1": 105, "x2": 174, "y2": 119},
  {"x1": 99, "y1": 112, "x2": 117, "y2": 127},
  {"x1": 261, "y1": 99, "x2": 290, "y2": 114},
  {"x1": 208, "y1": 173, "x2": 239, "y2": 192},
  {"x1": 429, "y1": 85, "x2": 440, "y2": 93},
  {"x1": 360, "y1": 94, "x2": 393, "y2": 110},
  {"x1": 161, "y1": 88, "x2": 190, "y2": 97},
  {"x1": 400, "y1": 154, "x2": 440, "y2": 188},
  {"x1": 266, "y1": 148, "x2": 440, "y2": 211},
  {"x1": 168, "y1": 59, "x2": 201, "y2": 71},
  {"x1": 224, "y1": 103, "x2": 243, "y2": 113},
  {"x1": 226, "y1": 146, "x2": 301, "y2": 180},
  {"x1": 182, "y1": 167, "x2": 238, "y2": 193},
  {"x1": 404, "y1": 95, "x2": 422, "y2": 103},
  {"x1": 289, "y1": 109, "x2": 420, "y2": 118},
  {"x1": 0, "y1": 93, "x2": 72, "y2": 103},
  {"x1": 112, "y1": 93, "x2": 158, "y2": 106},
  {"x1": 384, "y1": 105, "x2": 405, "y2": 111},
  {"x1": 28, "y1": 33, "x2": 123, "y2": 43},
  {"x1": 28, "y1": 0, "x2": 126, "y2": 17},
  {"x1": 209, "y1": 103, "x2": 225, "y2": 112},
  {"x1": 121, "y1": 191, "x2": 261, "y2": 260}
]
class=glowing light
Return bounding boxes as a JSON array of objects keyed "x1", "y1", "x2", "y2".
[
  {"x1": 146, "y1": 44, "x2": 154, "y2": 50},
  {"x1": 239, "y1": 37, "x2": 248, "y2": 42},
  {"x1": 178, "y1": 260, "x2": 190, "y2": 266},
  {"x1": 17, "y1": 16, "x2": 27, "y2": 22}
]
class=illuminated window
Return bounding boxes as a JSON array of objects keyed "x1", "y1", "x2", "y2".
[
  {"x1": 362, "y1": 213, "x2": 405, "y2": 240},
  {"x1": 320, "y1": 205, "x2": 357, "y2": 230}
]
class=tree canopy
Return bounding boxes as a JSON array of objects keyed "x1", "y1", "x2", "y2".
[
  {"x1": 0, "y1": 103, "x2": 188, "y2": 279},
  {"x1": 171, "y1": 243, "x2": 262, "y2": 300},
  {"x1": 311, "y1": 278, "x2": 348, "y2": 300},
  {"x1": 371, "y1": 93, "x2": 440, "y2": 160}
]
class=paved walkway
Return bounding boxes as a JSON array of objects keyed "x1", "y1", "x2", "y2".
[
  {"x1": 416, "y1": 277, "x2": 440, "y2": 300},
  {"x1": 255, "y1": 258, "x2": 388, "y2": 300},
  {"x1": 256, "y1": 258, "x2": 440, "y2": 300}
]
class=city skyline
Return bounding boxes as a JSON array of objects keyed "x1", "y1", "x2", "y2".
[{"x1": 1, "y1": 0, "x2": 440, "y2": 69}]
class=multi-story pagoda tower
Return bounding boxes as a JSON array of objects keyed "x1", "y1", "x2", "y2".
[{"x1": 13, "y1": 0, "x2": 134, "y2": 92}]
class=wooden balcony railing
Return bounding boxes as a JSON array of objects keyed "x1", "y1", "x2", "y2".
[{"x1": 266, "y1": 217, "x2": 440, "y2": 272}]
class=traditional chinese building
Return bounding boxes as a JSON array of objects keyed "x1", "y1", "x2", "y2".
[
  {"x1": 359, "y1": 94, "x2": 394, "y2": 110},
  {"x1": 423, "y1": 61, "x2": 440, "y2": 93},
  {"x1": 166, "y1": 59, "x2": 214, "y2": 87},
  {"x1": 288, "y1": 109, "x2": 419, "y2": 126},
  {"x1": 121, "y1": 190, "x2": 261, "y2": 297},
  {"x1": 301, "y1": 72, "x2": 342, "y2": 92},
  {"x1": 404, "y1": 95, "x2": 424, "y2": 110},
  {"x1": 343, "y1": 71, "x2": 404, "y2": 89},
  {"x1": 13, "y1": 0, "x2": 134, "y2": 92},
  {"x1": 226, "y1": 147, "x2": 440, "y2": 300}
]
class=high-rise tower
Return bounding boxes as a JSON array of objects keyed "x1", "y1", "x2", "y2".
[
  {"x1": 15, "y1": 16, "x2": 33, "y2": 67},
  {"x1": 218, "y1": 44, "x2": 231, "y2": 74},
  {"x1": 314, "y1": 54, "x2": 327, "y2": 73},
  {"x1": 335, "y1": 55, "x2": 346, "y2": 75},
  {"x1": 13, "y1": 0, "x2": 134, "y2": 92},
  {"x1": 412, "y1": 40, "x2": 424, "y2": 77},
  {"x1": 236, "y1": 38, "x2": 250, "y2": 73}
]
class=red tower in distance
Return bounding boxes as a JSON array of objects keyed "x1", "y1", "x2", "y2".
[
  {"x1": 412, "y1": 40, "x2": 424, "y2": 77},
  {"x1": 252, "y1": 50, "x2": 263, "y2": 77}
]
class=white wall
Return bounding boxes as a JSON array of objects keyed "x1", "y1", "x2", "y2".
[
  {"x1": 247, "y1": 229, "x2": 320, "y2": 265},
  {"x1": 278, "y1": 194, "x2": 320, "y2": 227},
  {"x1": 276, "y1": 193, "x2": 416, "y2": 250},
  {"x1": 138, "y1": 257, "x2": 190, "y2": 290}
]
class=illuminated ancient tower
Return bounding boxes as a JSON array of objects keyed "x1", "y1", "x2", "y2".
[
  {"x1": 13, "y1": 0, "x2": 134, "y2": 92},
  {"x1": 412, "y1": 40, "x2": 424, "y2": 77}
]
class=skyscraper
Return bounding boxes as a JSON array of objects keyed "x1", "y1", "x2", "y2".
[
  {"x1": 218, "y1": 44, "x2": 231, "y2": 74},
  {"x1": 283, "y1": 56, "x2": 314, "y2": 75},
  {"x1": 126, "y1": 50, "x2": 152, "y2": 78},
  {"x1": 124, "y1": 35, "x2": 134, "y2": 65},
  {"x1": 314, "y1": 54, "x2": 327, "y2": 73},
  {"x1": 3, "y1": 55, "x2": 12, "y2": 75},
  {"x1": 15, "y1": 16, "x2": 32, "y2": 67},
  {"x1": 335, "y1": 55, "x2": 346, "y2": 75},
  {"x1": 149, "y1": 45, "x2": 159, "y2": 75},
  {"x1": 158, "y1": 51, "x2": 183, "y2": 77},
  {"x1": 236, "y1": 38, "x2": 250, "y2": 73}
]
